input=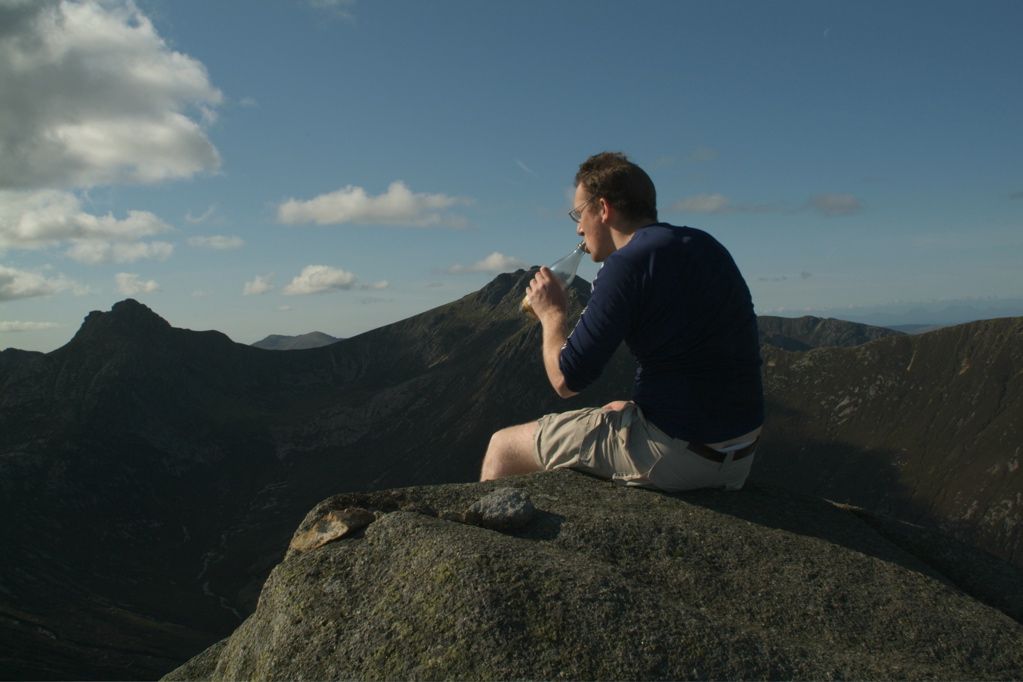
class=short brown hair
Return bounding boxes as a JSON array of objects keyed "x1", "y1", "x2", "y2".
[{"x1": 575, "y1": 152, "x2": 658, "y2": 223}]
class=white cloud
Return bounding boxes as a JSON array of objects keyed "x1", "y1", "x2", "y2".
[
  {"x1": 0, "y1": 189, "x2": 173, "y2": 251},
  {"x1": 282, "y1": 265, "x2": 359, "y2": 295},
  {"x1": 807, "y1": 193, "x2": 863, "y2": 216},
  {"x1": 670, "y1": 193, "x2": 734, "y2": 214},
  {"x1": 243, "y1": 274, "x2": 275, "y2": 296},
  {"x1": 115, "y1": 272, "x2": 159, "y2": 295},
  {"x1": 445, "y1": 252, "x2": 528, "y2": 275},
  {"x1": 188, "y1": 235, "x2": 244, "y2": 250},
  {"x1": 361, "y1": 280, "x2": 389, "y2": 290},
  {"x1": 1, "y1": 189, "x2": 175, "y2": 266},
  {"x1": 277, "y1": 181, "x2": 470, "y2": 229},
  {"x1": 0, "y1": 264, "x2": 83, "y2": 301},
  {"x1": 0, "y1": 320, "x2": 61, "y2": 332},
  {"x1": 0, "y1": 0, "x2": 223, "y2": 190}
]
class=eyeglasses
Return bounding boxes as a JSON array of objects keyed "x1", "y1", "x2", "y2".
[{"x1": 569, "y1": 197, "x2": 596, "y2": 223}]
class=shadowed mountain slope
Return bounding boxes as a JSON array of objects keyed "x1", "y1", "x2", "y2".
[
  {"x1": 753, "y1": 316, "x2": 1023, "y2": 568},
  {"x1": 0, "y1": 271, "x2": 633, "y2": 681},
  {"x1": 1, "y1": 273, "x2": 1020, "y2": 680}
]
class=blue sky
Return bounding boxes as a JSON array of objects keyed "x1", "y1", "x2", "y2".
[{"x1": 2, "y1": 0, "x2": 1021, "y2": 352}]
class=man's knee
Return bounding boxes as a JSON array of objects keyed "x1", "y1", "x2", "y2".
[{"x1": 480, "y1": 422, "x2": 540, "y2": 481}]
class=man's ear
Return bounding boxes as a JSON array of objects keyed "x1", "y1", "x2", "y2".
[{"x1": 598, "y1": 197, "x2": 613, "y2": 223}]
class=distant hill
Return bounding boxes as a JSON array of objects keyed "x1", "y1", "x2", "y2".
[
  {"x1": 886, "y1": 323, "x2": 956, "y2": 334},
  {"x1": 251, "y1": 332, "x2": 341, "y2": 350},
  {"x1": 757, "y1": 314, "x2": 902, "y2": 351},
  {"x1": 781, "y1": 298, "x2": 1023, "y2": 330},
  {"x1": 1, "y1": 275, "x2": 1020, "y2": 680}
]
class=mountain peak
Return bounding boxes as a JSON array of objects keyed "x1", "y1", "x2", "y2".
[{"x1": 72, "y1": 298, "x2": 172, "y2": 346}]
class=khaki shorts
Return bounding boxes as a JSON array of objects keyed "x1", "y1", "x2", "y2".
[{"x1": 533, "y1": 403, "x2": 755, "y2": 492}]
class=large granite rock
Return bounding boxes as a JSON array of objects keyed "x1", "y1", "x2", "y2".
[{"x1": 165, "y1": 470, "x2": 1023, "y2": 681}]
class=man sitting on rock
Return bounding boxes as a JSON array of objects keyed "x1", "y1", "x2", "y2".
[{"x1": 480, "y1": 152, "x2": 764, "y2": 491}]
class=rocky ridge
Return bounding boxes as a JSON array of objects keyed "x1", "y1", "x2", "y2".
[{"x1": 757, "y1": 314, "x2": 902, "y2": 350}]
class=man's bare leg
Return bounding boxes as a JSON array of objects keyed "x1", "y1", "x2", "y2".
[{"x1": 479, "y1": 421, "x2": 541, "y2": 481}]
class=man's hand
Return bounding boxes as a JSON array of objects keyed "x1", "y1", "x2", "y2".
[
  {"x1": 603, "y1": 400, "x2": 633, "y2": 411},
  {"x1": 526, "y1": 266, "x2": 568, "y2": 322}
]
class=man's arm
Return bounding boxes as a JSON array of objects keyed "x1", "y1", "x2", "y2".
[
  {"x1": 540, "y1": 308, "x2": 578, "y2": 398},
  {"x1": 526, "y1": 266, "x2": 579, "y2": 398}
]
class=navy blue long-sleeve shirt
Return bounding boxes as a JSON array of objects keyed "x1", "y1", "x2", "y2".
[{"x1": 559, "y1": 223, "x2": 764, "y2": 444}]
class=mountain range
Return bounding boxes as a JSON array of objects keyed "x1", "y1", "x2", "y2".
[{"x1": 0, "y1": 270, "x2": 1020, "y2": 680}]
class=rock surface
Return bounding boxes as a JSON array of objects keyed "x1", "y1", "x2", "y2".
[{"x1": 165, "y1": 470, "x2": 1023, "y2": 681}]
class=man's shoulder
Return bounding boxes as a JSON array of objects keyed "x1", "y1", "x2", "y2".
[{"x1": 621, "y1": 223, "x2": 716, "y2": 258}]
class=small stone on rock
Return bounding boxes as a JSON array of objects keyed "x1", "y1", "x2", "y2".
[
  {"x1": 289, "y1": 508, "x2": 377, "y2": 553},
  {"x1": 469, "y1": 488, "x2": 535, "y2": 530}
]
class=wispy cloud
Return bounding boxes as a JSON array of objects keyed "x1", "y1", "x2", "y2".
[
  {"x1": 759, "y1": 272, "x2": 813, "y2": 282},
  {"x1": 669, "y1": 193, "x2": 781, "y2": 215},
  {"x1": 444, "y1": 252, "x2": 528, "y2": 275},
  {"x1": 806, "y1": 193, "x2": 863, "y2": 216},
  {"x1": 277, "y1": 181, "x2": 471, "y2": 229},
  {"x1": 670, "y1": 191, "x2": 862, "y2": 217},
  {"x1": 185, "y1": 205, "x2": 219, "y2": 224},
  {"x1": 685, "y1": 147, "x2": 719, "y2": 162},
  {"x1": 515, "y1": 159, "x2": 540, "y2": 178},
  {"x1": 188, "y1": 235, "x2": 244, "y2": 250},
  {"x1": 0, "y1": 320, "x2": 61, "y2": 332},
  {"x1": 670, "y1": 193, "x2": 733, "y2": 214},
  {"x1": 308, "y1": 0, "x2": 356, "y2": 20},
  {"x1": 66, "y1": 240, "x2": 174, "y2": 265},
  {"x1": 243, "y1": 274, "x2": 275, "y2": 296}
]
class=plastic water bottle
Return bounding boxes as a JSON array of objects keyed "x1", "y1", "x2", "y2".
[{"x1": 521, "y1": 241, "x2": 586, "y2": 321}]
